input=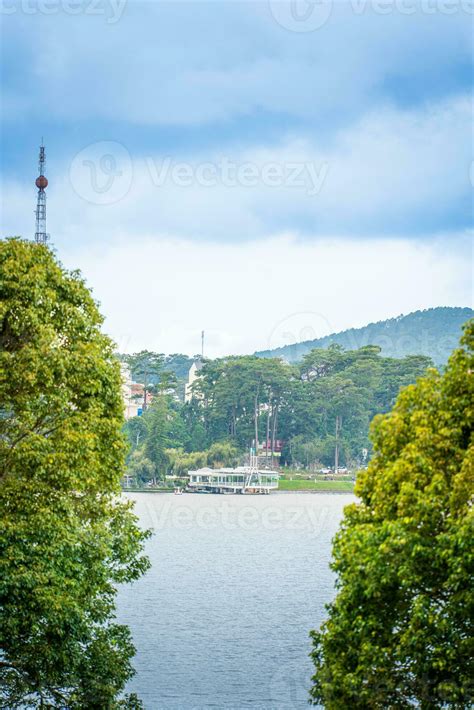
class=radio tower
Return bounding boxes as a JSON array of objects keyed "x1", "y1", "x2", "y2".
[{"x1": 34, "y1": 142, "x2": 49, "y2": 244}]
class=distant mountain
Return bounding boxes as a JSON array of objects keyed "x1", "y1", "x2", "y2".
[{"x1": 255, "y1": 307, "x2": 473, "y2": 366}]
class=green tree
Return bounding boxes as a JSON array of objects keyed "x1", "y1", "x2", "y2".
[
  {"x1": 165, "y1": 448, "x2": 208, "y2": 476},
  {"x1": 127, "y1": 449, "x2": 155, "y2": 485},
  {"x1": 124, "y1": 415, "x2": 148, "y2": 453},
  {"x1": 187, "y1": 347, "x2": 432, "y2": 468},
  {"x1": 156, "y1": 369, "x2": 178, "y2": 395},
  {"x1": 310, "y1": 320, "x2": 474, "y2": 709},
  {"x1": 0, "y1": 239, "x2": 149, "y2": 709},
  {"x1": 123, "y1": 350, "x2": 164, "y2": 410},
  {"x1": 281, "y1": 345, "x2": 432, "y2": 468},
  {"x1": 193, "y1": 355, "x2": 293, "y2": 451},
  {"x1": 143, "y1": 395, "x2": 172, "y2": 481},
  {"x1": 206, "y1": 441, "x2": 239, "y2": 468},
  {"x1": 180, "y1": 400, "x2": 208, "y2": 452}
]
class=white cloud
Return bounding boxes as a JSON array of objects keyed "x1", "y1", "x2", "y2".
[
  {"x1": 2, "y1": 93, "x2": 469, "y2": 242},
  {"x1": 60, "y1": 233, "x2": 472, "y2": 357},
  {"x1": 2, "y1": 2, "x2": 471, "y2": 362},
  {"x1": 3, "y1": 2, "x2": 470, "y2": 126}
]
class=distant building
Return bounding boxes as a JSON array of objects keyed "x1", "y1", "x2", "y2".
[
  {"x1": 184, "y1": 359, "x2": 203, "y2": 403},
  {"x1": 121, "y1": 364, "x2": 153, "y2": 419},
  {"x1": 259, "y1": 439, "x2": 283, "y2": 453}
]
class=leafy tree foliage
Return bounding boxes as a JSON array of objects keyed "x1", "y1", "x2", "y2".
[
  {"x1": 165, "y1": 448, "x2": 208, "y2": 477},
  {"x1": 166, "y1": 441, "x2": 239, "y2": 477},
  {"x1": 206, "y1": 440, "x2": 240, "y2": 468},
  {"x1": 192, "y1": 355, "x2": 292, "y2": 452},
  {"x1": 185, "y1": 347, "x2": 432, "y2": 468},
  {"x1": 127, "y1": 449, "x2": 155, "y2": 485},
  {"x1": 124, "y1": 389, "x2": 193, "y2": 482},
  {"x1": 0, "y1": 239, "x2": 149, "y2": 708},
  {"x1": 119, "y1": 351, "x2": 193, "y2": 400},
  {"x1": 287, "y1": 346, "x2": 433, "y2": 467},
  {"x1": 180, "y1": 399, "x2": 208, "y2": 452},
  {"x1": 143, "y1": 395, "x2": 174, "y2": 481},
  {"x1": 310, "y1": 321, "x2": 474, "y2": 709},
  {"x1": 124, "y1": 389, "x2": 239, "y2": 483},
  {"x1": 123, "y1": 350, "x2": 165, "y2": 386},
  {"x1": 123, "y1": 345, "x2": 434, "y2": 477}
]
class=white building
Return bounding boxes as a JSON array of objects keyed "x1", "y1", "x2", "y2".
[
  {"x1": 184, "y1": 359, "x2": 203, "y2": 403},
  {"x1": 121, "y1": 364, "x2": 142, "y2": 420},
  {"x1": 188, "y1": 466, "x2": 279, "y2": 494}
]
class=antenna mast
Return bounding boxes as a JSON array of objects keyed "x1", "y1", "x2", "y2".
[{"x1": 34, "y1": 142, "x2": 49, "y2": 244}]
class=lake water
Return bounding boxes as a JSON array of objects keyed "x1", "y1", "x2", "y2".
[{"x1": 117, "y1": 492, "x2": 354, "y2": 710}]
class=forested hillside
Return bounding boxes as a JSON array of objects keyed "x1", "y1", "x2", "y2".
[
  {"x1": 120, "y1": 312, "x2": 473, "y2": 482},
  {"x1": 255, "y1": 307, "x2": 472, "y2": 366},
  {"x1": 123, "y1": 344, "x2": 434, "y2": 481}
]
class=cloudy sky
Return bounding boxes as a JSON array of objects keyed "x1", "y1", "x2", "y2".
[{"x1": 1, "y1": 1, "x2": 472, "y2": 356}]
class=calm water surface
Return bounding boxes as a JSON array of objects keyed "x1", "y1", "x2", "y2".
[{"x1": 117, "y1": 492, "x2": 354, "y2": 710}]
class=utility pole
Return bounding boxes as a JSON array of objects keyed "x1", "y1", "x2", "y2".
[
  {"x1": 143, "y1": 365, "x2": 148, "y2": 412},
  {"x1": 335, "y1": 415, "x2": 342, "y2": 473},
  {"x1": 201, "y1": 330, "x2": 205, "y2": 359},
  {"x1": 265, "y1": 398, "x2": 272, "y2": 466}
]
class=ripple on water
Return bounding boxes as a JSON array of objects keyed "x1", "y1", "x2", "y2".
[{"x1": 116, "y1": 492, "x2": 354, "y2": 710}]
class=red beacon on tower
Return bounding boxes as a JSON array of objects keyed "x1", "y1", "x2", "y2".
[
  {"x1": 34, "y1": 143, "x2": 50, "y2": 244},
  {"x1": 35, "y1": 175, "x2": 48, "y2": 190}
]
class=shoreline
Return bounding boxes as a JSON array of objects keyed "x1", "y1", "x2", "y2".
[
  {"x1": 122, "y1": 487, "x2": 355, "y2": 495},
  {"x1": 275, "y1": 488, "x2": 355, "y2": 495}
]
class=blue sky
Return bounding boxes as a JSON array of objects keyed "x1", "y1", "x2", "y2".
[{"x1": 0, "y1": 1, "x2": 472, "y2": 355}]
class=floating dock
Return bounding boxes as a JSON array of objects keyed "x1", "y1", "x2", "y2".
[{"x1": 187, "y1": 466, "x2": 279, "y2": 494}]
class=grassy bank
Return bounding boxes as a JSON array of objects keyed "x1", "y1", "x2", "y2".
[{"x1": 277, "y1": 479, "x2": 355, "y2": 492}]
